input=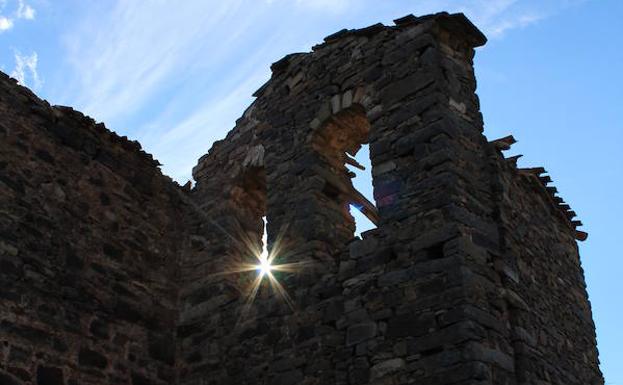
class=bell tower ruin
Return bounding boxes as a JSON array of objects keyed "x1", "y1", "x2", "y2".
[{"x1": 0, "y1": 12, "x2": 603, "y2": 385}]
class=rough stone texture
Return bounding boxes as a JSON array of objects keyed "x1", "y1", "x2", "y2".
[
  {"x1": 0, "y1": 12, "x2": 603, "y2": 385},
  {"x1": 0, "y1": 69, "x2": 200, "y2": 384}
]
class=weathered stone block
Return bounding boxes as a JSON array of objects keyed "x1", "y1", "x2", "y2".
[
  {"x1": 370, "y1": 358, "x2": 405, "y2": 379},
  {"x1": 0, "y1": 372, "x2": 21, "y2": 385},
  {"x1": 270, "y1": 370, "x2": 303, "y2": 385},
  {"x1": 148, "y1": 333, "x2": 175, "y2": 365},
  {"x1": 377, "y1": 268, "x2": 410, "y2": 286},
  {"x1": 386, "y1": 313, "x2": 436, "y2": 338},
  {"x1": 88, "y1": 319, "x2": 108, "y2": 341},
  {"x1": 78, "y1": 348, "x2": 107, "y2": 369},
  {"x1": 346, "y1": 323, "x2": 377, "y2": 346},
  {"x1": 131, "y1": 372, "x2": 152, "y2": 385},
  {"x1": 381, "y1": 72, "x2": 435, "y2": 106},
  {"x1": 36, "y1": 366, "x2": 64, "y2": 385}
]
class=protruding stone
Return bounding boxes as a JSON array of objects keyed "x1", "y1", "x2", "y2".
[
  {"x1": 394, "y1": 14, "x2": 418, "y2": 26},
  {"x1": 331, "y1": 94, "x2": 341, "y2": 114},
  {"x1": 490, "y1": 135, "x2": 516, "y2": 151},
  {"x1": 449, "y1": 98, "x2": 467, "y2": 114},
  {"x1": 370, "y1": 358, "x2": 405, "y2": 379},
  {"x1": 353, "y1": 87, "x2": 366, "y2": 104},
  {"x1": 309, "y1": 118, "x2": 321, "y2": 130},
  {"x1": 342, "y1": 90, "x2": 353, "y2": 109}
]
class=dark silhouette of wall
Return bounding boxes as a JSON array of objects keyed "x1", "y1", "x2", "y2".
[{"x1": 0, "y1": 12, "x2": 602, "y2": 385}]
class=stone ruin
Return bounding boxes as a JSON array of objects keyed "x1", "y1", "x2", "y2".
[{"x1": 0, "y1": 12, "x2": 604, "y2": 385}]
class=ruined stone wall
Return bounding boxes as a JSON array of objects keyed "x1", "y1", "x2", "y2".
[
  {"x1": 180, "y1": 14, "x2": 601, "y2": 385},
  {"x1": 0, "y1": 11, "x2": 603, "y2": 385},
  {"x1": 180, "y1": 12, "x2": 603, "y2": 385},
  {"x1": 491, "y1": 157, "x2": 602, "y2": 384},
  {"x1": 0, "y1": 73, "x2": 197, "y2": 385}
]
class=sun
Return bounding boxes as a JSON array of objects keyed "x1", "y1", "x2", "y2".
[
  {"x1": 256, "y1": 256, "x2": 272, "y2": 277},
  {"x1": 205, "y1": 219, "x2": 312, "y2": 321}
]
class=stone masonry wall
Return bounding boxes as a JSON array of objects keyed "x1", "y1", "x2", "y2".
[
  {"x1": 491, "y1": 157, "x2": 602, "y2": 384},
  {"x1": 0, "y1": 73, "x2": 198, "y2": 385},
  {"x1": 182, "y1": 12, "x2": 603, "y2": 385},
  {"x1": 0, "y1": 11, "x2": 603, "y2": 385}
]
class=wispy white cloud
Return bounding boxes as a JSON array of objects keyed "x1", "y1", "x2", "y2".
[
  {"x1": 0, "y1": 0, "x2": 35, "y2": 32},
  {"x1": 16, "y1": 0, "x2": 35, "y2": 20},
  {"x1": 60, "y1": 1, "x2": 252, "y2": 123},
  {"x1": 0, "y1": 15, "x2": 12, "y2": 31},
  {"x1": 294, "y1": 0, "x2": 352, "y2": 14},
  {"x1": 454, "y1": 0, "x2": 543, "y2": 38},
  {"x1": 143, "y1": 69, "x2": 269, "y2": 181},
  {"x1": 50, "y1": 0, "x2": 587, "y2": 182},
  {"x1": 406, "y1": 0, "x2": 578, "y2": 38},
  {"x1": 133, "y1": 30, "x2": 289, "y2": 181},
  {"x1": 487, "y1": 12, "x2": 544, "y2": 37},
  {"x1": 265, "y1": 0, "x2": 354, "y2": 15},
  {"x1": 10, "y1": 51, "x2": 41, "y2": 89},
  {"x1": 54, "y1": 1, "x2": 305, "y2": 181}
]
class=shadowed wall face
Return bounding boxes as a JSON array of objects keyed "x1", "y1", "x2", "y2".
[
  {"x1": 0, "y1": 12, "x2": 603, "y2": 385},
  {"x1": 0, "y1": 74, "x2": 198, "y2": 384}
]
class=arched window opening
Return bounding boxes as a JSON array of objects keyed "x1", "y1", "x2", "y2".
[{"x1": 311, "y1": 105, "x2": 378, "y2": 238}]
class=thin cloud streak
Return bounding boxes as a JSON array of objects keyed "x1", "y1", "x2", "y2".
[
  {"x1": 60, "y1": 1, "x2": 247, "y2": 124},
  {"x1": 138, "y1": 35, "x2": 286, "y2": 181},
  {"x1": 52, "y1": 0, "x2": 584, "y2": 183},
  {"x1": 294, "y1": 0, "x2": 353, "y2": 14},
  {"x1": 400, "y1": 0, "x2": 590, "y2": 39},
  {"x1": 146, "y1": 70, "x2": 268, "y2": 182},
  {"x1": 10, "y1": 51, "x2": 41, "y2": 89},
  {"x1": 56, "y1": 0, "x2": 300, "y2": 181}
]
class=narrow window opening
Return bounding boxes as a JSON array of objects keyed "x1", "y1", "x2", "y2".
[
  {"x1": 260, "y1": 215, "x2": 268, "y2": 260},
  {"x1": 347, "y1": 143, "x2": 376, "y2": 237},
  {"x1": 231, "y1": 165, "x2": 267, "y2": 270},
  {"x1": 312, "y1": 105, "x2": 378, "y2": 239}
]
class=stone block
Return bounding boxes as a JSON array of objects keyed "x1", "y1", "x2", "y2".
[
  {"x1": 148, "y1": 333, "x2": 175, "y2": 365},
  {"x1": 349, "y1": 237, "x2": 378, "y2": 259},
  {"x1": 270, "y1": 370, "x2": 303, "y2": 385},
  {"x1": 464, "y1": 342, "x2": 514, "y2": 371},
  {"x1": 0, "y1": 372, "x2": 21, "y2": 385},
  {"x1": 78, "y1": 348, "x2": 107, "y2": 369},
  {"x1": 131, "y1": 372, "x2": 152, "y2": 385},
  {"x1": 386, "y1": 313, "x2": 436, "y2": 338},
  {"x1": 372, "y1": 161, "x2": 396, "y2": 177},
  {"x1": 331, "y1": 94, "x2": 341, "y2": 114},
  {"x1": 37, "y1": 366, "x2": 64, "y2": 385},
  {"x1": 89, "y1": 318, "x2": 109, "y2": 339},
  {"x1": 381, "y1": 72, "x2": 435, "y2": 106},
  {"x1": 377, "y1": 268, "x2": 411, "y2": 287},
  {"x1": 346, "y1": 323, "x2": 377, "y2": 346},
  {"x1": 370, "y1": 358, "x2": 405, "y2": 379},
  {"x1": 342, "y1": 90, "x2": 353, "y2": 109}
]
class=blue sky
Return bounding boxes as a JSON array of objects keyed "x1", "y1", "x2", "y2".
[{"x1": 1, "y1": 0, "x2": 621, "y2": 382}]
